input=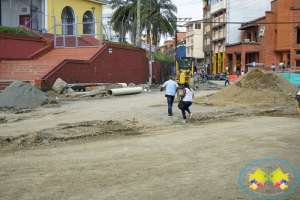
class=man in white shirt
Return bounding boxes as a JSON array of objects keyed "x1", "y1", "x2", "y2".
[{"x1": 160, "y1": 76, "x2": 179, "y2": 116}]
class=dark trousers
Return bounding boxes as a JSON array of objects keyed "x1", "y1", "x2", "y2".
[
  {"x1": 182, "y1": 101, "x2": 192, "y2": 119},
  {"x1": 296, "y1": 95, "x2": 300, "y2": 107},
  {"x1": 166, "y1": 95, "x2": 175, "y2": 115},
  {"x1": 225, "y1": 80, "x2": 230, "y2": 85}
]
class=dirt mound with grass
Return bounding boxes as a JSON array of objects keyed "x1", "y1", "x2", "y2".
[
  {"x1": 196, "y1": 69, "x2": 298, "y2": 109},
  {"x1": 0, "y1": 81, "x2": 57, "y2": 109}
]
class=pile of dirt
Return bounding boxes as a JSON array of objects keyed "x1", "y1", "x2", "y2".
[
  {"x1": 199, "y1": 69, "x2": 298, "y2": 108},
  {"x1": 234, "y1": 68, "x2": 297, "y2": 94},
  {"x1": 0, "y1": 81, "x2": 57, "y2": 110},
  {"x1": 0, "y1": 120, "x2": 141, "y2": 149}
]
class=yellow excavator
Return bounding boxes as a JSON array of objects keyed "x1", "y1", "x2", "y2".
[{"x1": 175, "y1": 57, "x2": 195, "y2": 87}]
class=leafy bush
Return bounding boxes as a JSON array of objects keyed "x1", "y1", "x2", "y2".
[
  {"x1": 0, "y1": 26, "x2": 38, "y2": 37},
  {"x1": 146, "y1": 51, "x2": 174, "y2": 62}
]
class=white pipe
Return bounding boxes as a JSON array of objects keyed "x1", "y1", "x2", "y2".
[
  {"x1": 116, "y1": 83, "x2": 127, "y2": 88},
  {"x1": 107, "y1": 87, "x2": 142, "y2": 96}
]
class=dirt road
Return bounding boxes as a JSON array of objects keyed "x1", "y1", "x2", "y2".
[{"x1": 0, "y1": 89, "x2": 299, "y2": 199}]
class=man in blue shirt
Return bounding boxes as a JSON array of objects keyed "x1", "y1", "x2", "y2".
[{"x1": 160, "y1": 76, "x2": 179, "y2": 116}]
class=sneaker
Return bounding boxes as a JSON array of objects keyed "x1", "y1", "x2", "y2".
[
  {"x1": 182, "y1": 119, "x2": 186, "y2": 123},
  {"x1": 168, "y1": 114, "x2": 173, "y2": 116},
  {"x1": 189, "y1": 113, "x2": 193, "y2": 119}
]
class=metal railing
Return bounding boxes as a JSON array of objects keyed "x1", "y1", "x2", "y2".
[{"x1": 53, "y1": 15, "x2": 103, "y2": 48}]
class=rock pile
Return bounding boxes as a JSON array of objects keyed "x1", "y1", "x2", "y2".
[{"x1": 0, "y1": 81, "x2": 57, "y2": 109}]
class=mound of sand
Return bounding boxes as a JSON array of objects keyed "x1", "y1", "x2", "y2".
[
  {"x1": 205, "y1": 69, "x2": 298, "y2": 108},
  {"x1": 234, "y1": 68, "x2": 297, "y2": 95},
  {"x1": 0, "y1": 81, "x2": 57, "y2": 109}
]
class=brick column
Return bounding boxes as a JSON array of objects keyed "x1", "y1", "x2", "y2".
[
  {"x1": 232, "y1": 53, "x2": 237, "y2": 75},
  {"x1": 241, "y1": 51, "x2": 246, "y2": 73},
  {"x1": 225, "y1": 53, "x2": 229, "y2": 73}
]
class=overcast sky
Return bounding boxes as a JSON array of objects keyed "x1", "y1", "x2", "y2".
[{"x1": 160, "y1": 0, "x2": 203, "y2": 45}]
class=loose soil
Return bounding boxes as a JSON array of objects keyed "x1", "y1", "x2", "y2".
[{"x1": 0, "y1": 73, "x2": 300, "y2": 199}]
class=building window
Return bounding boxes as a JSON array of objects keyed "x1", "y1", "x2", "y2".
[
  {"x1": 297, "y1": 29, "x2": 300, "y2": 44},
  {"x1": 214, "y1": 16, "x2": 218, "y2": 23},
  {"x1": 254, "y1": 30, "x2": 257, "y2": 42},
  {"x1": 195, "y1": 23, "x2": 201, "y2": 29},
  {"x1": 61, "y1": 6, "x2": 75, "y2": 35},
  {"x1": 215, "y1": 27, "x2": 218, "y2": 37},
  {"x1": 219, "y1": 14, "x2": 223, "y2": 22},
  {"x1": 297, "y1": 60, "x2": 300, "y2": 67},
  {"x1": 205, "y1": 25, "x2": 211, "y2": 32},
  {"x1": 83, "y1": 11, "x2": 95, "y2": 34},
  {"x1": 296, "y1": 51, "x2": 300, "y2": 55}
]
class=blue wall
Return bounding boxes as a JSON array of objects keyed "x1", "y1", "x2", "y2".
[{"x1": 176, "y1": 46, "x2": 186, "y2": 60}]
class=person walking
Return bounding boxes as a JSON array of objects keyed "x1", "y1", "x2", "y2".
[
  {"x1": 296, "y1": 89, "x2": 300, "y2": 113},
  {"x1": 283, "y1": 61, "x2": 286, "y2": 71},
  {"x1": 271, "y1": 63, "x2": 275, "y2": 71},
  {"x1": 160, "y1": 76, "x2": 179, "y2": 116},
  {"x1": 225, "y1": 72, "x2": 230, "y2": 86},
  {"x1": 279, "y1": 61, "x2": 283, "y2": 71},
  {"x1": 180, "y1": 82, "x2": 194, "y2": 123}
]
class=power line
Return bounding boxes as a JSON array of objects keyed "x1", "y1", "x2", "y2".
[{"x1": 172, "y1": 21, "x2": 300, "y2": 24}]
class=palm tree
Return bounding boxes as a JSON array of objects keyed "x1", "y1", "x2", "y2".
[
  {"x1": 109, "y1": 0, "x2": 177, "y2": 46},
  {"x1": 109, "y1": 0, "x2": 136, "y2": 43},
  {"x1": 141, "y1": 0, "x2": 177, "y2": 46}
]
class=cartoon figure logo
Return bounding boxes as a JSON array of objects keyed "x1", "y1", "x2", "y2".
[
  {"x1": 249, "y1": 168, "x2": 269, "y2": 190},
  {"x1": 239, "y1": 159, "x2": 299, "y2": 199},
  {"x1": 248, "y1": 168, "x2": 289, "y2": 191}
]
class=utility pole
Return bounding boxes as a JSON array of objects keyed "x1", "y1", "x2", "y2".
[
  {"x1": 175, "y1": 17, "x2": 177, "y2": 62},
  {"x1": 149, "y1": 0, "x2": 152, "y2": 85},
  {"x1": 121, "y1": 16, "x2": 125, "y2": 44},
  {"x1": 136, "y1": 0, "x2": 141, "y2": 47}
]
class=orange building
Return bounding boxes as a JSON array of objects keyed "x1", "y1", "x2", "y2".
[{"x1": 225, "y1": 0, "x2": 300, "y2": 74}]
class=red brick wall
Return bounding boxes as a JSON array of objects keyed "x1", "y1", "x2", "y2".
[
  {"x1": 294, "y1": 0, "x2": 300, "y2": 9},
  {"x1": 226, "y1": 0, "x2": 300, "y2": 72},
  {"x1": 41, "y1": 44, "x2": 148, "y2": 88},
  {"x1": 0, "y1": 33, "x2": 46, "y2": 60}
]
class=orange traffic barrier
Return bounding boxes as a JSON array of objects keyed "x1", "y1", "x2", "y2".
[{"x1": 228, "y1": 75, "x2": 241, "y2": 82}]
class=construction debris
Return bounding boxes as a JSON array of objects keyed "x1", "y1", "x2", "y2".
[
  {"x1": 0, "y1": 81, "x2": 57, "y2": 109},
  {"x1": 52, "y1": 78, "x2": 67, "y2": 94},
  {"x1": 0, "y1": 116, "x2": 6, "y2": 123}
]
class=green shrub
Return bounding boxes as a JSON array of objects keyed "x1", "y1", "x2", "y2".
[
  {"x1": 146, "y1": 51, "x2": 174, "y2": 62},
  {"x1": 0, "y1": 26, "x2": 38, "y2": 37}
]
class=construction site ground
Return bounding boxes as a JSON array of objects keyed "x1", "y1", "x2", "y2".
[{"x1": 0, "y1": 86, "x2": 300, "y2": 199}]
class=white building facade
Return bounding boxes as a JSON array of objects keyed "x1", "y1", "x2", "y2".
[
  {"x1": 102, "y1": 4, "x2": 118, "y2": 42},
  {"x1": 226, "y1": 0, "x2": 273, "y2": 45},
  {"x1": 211, "y1": 0, "x2": 227, "y2": 74},
  {"x1": 186, "y1": 20, "x2": 204, "y2": 69}
]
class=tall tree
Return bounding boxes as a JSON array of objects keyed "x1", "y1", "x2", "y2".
[
  {"x1": 109, "y1": 0, "x2": 177, "y2": 46},
  {"x1": 141, "y1": 0, "x2": 177, "y2": 46}
]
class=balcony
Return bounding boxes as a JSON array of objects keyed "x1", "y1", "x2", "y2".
[
  {"x1": 212, "y1": 22, "x2": 225, "y2": 28},
  {"x1": 212, "y1": 32, "x2": 226, "y2": 41}
]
